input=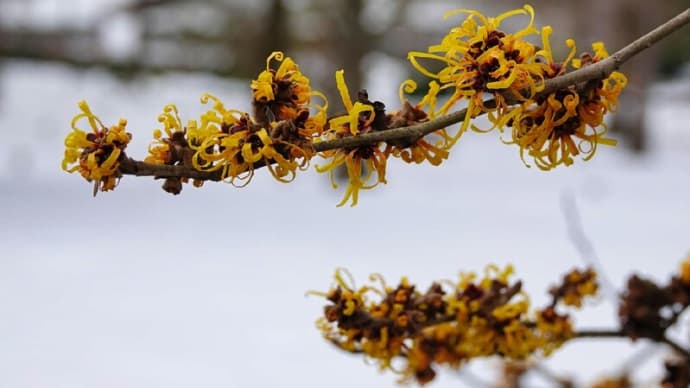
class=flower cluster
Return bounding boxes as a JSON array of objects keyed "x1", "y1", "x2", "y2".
[
  {"x1": 312, "y1": 265, "x2": 597, "y2": 384},
  {"x1": 548, "y1": 267, "x2": 598, "y2": 308},
  {"x1": 619, "y1": 253, "x2": 690, "y2": 341},
  {"x1": 503, "y1": 34, "x2": 627, "y2": 170},
  {"x1": 407, "y1": 5, "x2": 627, "y2": 169},
  {"x1": 189, "y1": 92, "x2": 316, "y2": 186},
  {"x1": 144, "y1": 104, "x2": 203, "y2": 193},
  {"x1": 62, "y1": 101, "x2": 131, "y2": 194},
  {"x1": 315, "y1": 74, "x2": 453, "y2": 206},
  {"x1": 64, "y1": 52, "x2": 326, "y2": 194},
  {"x1": 315, "y1": 71, "x2": 389, "y2": 206},
  {"x1": 156, "y1": 52, "x2": 326, "y2": 189},
  {"x1": 408, "y1": 5, "x2": 542, "y2": 140}
]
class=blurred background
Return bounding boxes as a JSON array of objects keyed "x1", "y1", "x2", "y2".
[{"x1": 1, "y1": 0, "x2": 689, "y2": 387}]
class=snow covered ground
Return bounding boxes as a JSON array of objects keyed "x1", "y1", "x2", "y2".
[{"x1": 0, "y1": 59, "x2": 689, "y2": 388}]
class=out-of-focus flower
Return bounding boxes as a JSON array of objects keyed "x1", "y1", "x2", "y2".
[
  {"x1": 312, "y1": 264, "x2": 591, "y2": 385},
  {"x1": 145, "y1": 104, "x2": 184, "y2": 165},
  {"x1": 535, "y1": 307, "x2": 574, "y2": 356},
  {"x1": 62, "y1": 100, "x2": 131, "y2": 194},
  {"x1": 619, "y1": 274, "x2": 675, "y2": 340},
  {"x1": 315, "y1": 70, "x2": 388, "y2": 207},
  {"x1": 620, "y1": 254, "x2": 690, "y2": 341},
  {"x1": 549, "y1": 268, "x2": 598, "y2": 308}
]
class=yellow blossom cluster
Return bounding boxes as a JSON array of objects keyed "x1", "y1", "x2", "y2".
[
  {"x1": 62, "y1": 4, "x2": 628, "y2": 205},
  {"x1": 312, "y1": 265, "x2": 597, "y2": 385},
  {"x1": 155, "y1": 52, "x2": 326, "y2": 189},
  {"x1": 315, "y1": 71, "x2": 389, "y2": 206},
  {"x1": 62, "y1": 52, "x2": 325, "y2": 194},
  {"x1": 408, "y1": 5, "x2": 542, "y2": 138},
  {"x1": 314, "y1": 72, "x2": 452, "y2": 206}
]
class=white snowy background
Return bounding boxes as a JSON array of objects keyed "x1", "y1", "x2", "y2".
[{"x1": 1, "y1": 1, "x2": 690, "y2": 387}]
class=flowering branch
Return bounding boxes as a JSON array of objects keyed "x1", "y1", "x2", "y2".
[
  {"x1": 61, "y1": 4, "x2": 690, "y2": 206},
  {"x1": 112, "y1": 6, "x2": 690, "y2": 182}
]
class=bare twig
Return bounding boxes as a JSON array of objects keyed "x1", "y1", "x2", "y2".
[
  {"x1": 574, "y1": 329, "x2": 690, "y2": 359},
  {"x1": 575, "y1": 329, "x2": 626, "y2": 339},
  {"x1": 114, "y1": 7, "x2": 690, "y2": 180},
  {"x1": 559, "y1": 192, "x2": 617, "y2": 302},
  {"x1": 529, "y1": 363, "x2": 574, "y2": 388}
]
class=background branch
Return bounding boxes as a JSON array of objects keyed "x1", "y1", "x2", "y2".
[{"x1": 575, "y1": 329, "x2": 690, "y2": 359}]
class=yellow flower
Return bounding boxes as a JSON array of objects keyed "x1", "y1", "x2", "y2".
[
  {"x1": 491, "y1": 33, "x2": 628, "y2": 170},
  {"x1": 251, "y1": 70, "x2": 275, "y2": 102},
  {"x1": 62, "y1": 100, "x2": 131, "y2": 194},
  {"x1": 535, "y1": 26, "x2": 577, "y2": 79},
  {"x1": 251, "y1": 51, "x2": 314, "y2": 123},
  {"x1": 145, "y1": 104, "x2": 184, "y2": 165},
  {"x1": 144, "y1": 104, "x2": 206, "y2": 189},
  {"x1": 386, "y1": 80, "x2": 451, "y2": 166},
  {"x1": 303, "y1": 93, "x2": 328, "y2": 138},
  {"x1": 315, "y1": 70, "x2": 388, "y2": 207},
  {"x1": 408, "y1": 5, "x2": 543, "y2": 142}
]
